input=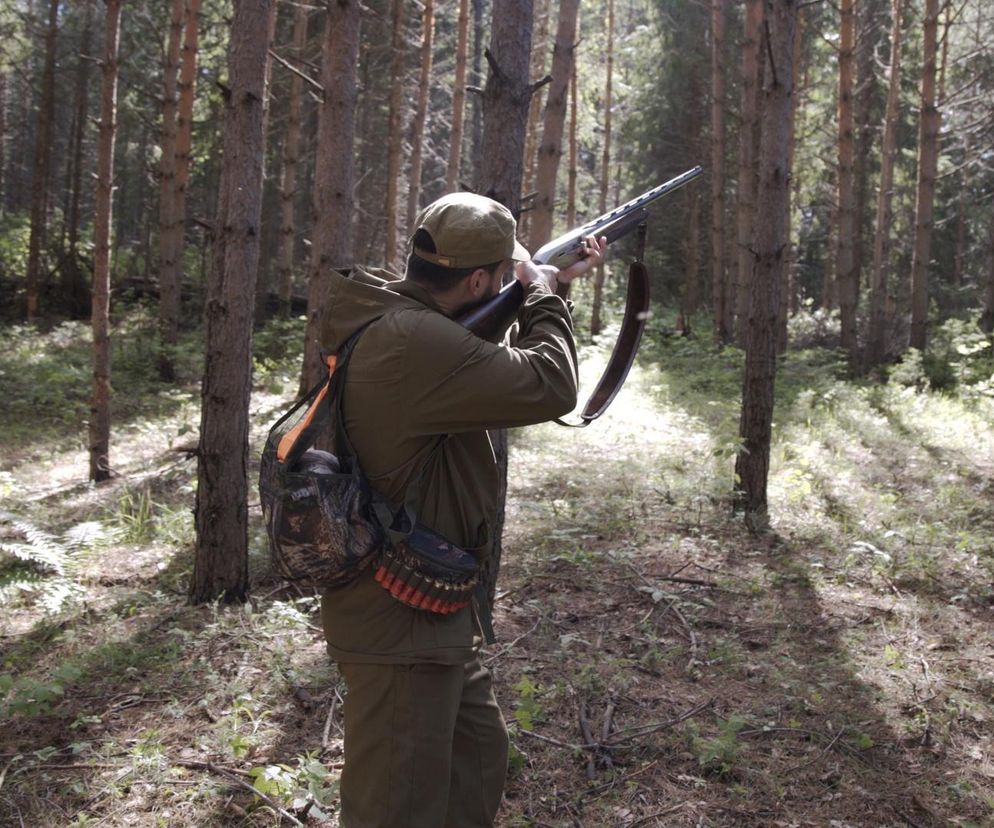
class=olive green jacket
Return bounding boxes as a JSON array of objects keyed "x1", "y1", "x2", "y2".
[{"x1": 319, "y1": 266, "x2": 578, "y2": 664}]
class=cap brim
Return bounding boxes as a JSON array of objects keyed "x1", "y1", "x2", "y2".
[{"x1": 511, "y1": 239, "x2": 531, "y2": 262}]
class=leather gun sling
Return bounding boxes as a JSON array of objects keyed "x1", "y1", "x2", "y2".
[{"x1": 554, "y1": 223, "x2": 649, "y2": 428}]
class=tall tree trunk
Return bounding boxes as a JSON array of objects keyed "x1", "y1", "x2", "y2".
[
  {"x1": 25, "y1": 0, "x2": 59, "y2": 321},
  {"x1": 477, "y1": 0, "x2": 535, "y2": 215},
  {"x1": 909, "y1": 0, "x2": 940, "y2": 351},
  {"x1": 159, "y1": 0, "x2": 202, "y2": 380},
  {"x1": 519, "y1": 0, "x2": 550, "y2": 241},
  {"x1": 445, "y1": 0, "x2": 471, "y2": 192},
  {"x1": 866, "y1": 0, "x2": 902, "y2": 370},
  {"x1": 277, "y1": 1, "x2": 309, "y2": 318},
  {"x1": 157, "y1": 0, "x2": 185, "y2": 379},
  {"x1": 684, "y1": 66, "x2": 704, "y2": 321},
  {"x1": 383, "y1": 0, "x2": 407, "y2": 269},
  {"x1": 0, "y1": 73, "x2": 6, "y2": 214},
  {"x1": 590, "y1": 0, "x2": 615, "y2": 337},
  {"x1": 734, "y1": 0, "x2": 796, "y2": 529},
  {"x1": 527, "y1": 0, "x2": 579, "y2": 250},
  {"x1": 734, "y1": 0, "x2": 764, "y2": 344},
  {"x1": 477, "y1": 0, "x2": 536, "y2": 606},
  {"x1": 982, "y1": 219, "x2": 994, "y2": 336},
  {"x1": 64, "y1": 0, "x2": 94, "y2": 317},
  {"x1": 406, "y1": 0, "x2": 435, "y2": 230},
  {"x1": 192, "y1": 0, "x2": 276, "y2": 605},
  {"x1": 300, "y1": 0, "x2": 361, "y2": 394},
  {"x1": 471, "y1": 0, "x2": 485, "y2": 183},
  {"x1": 566, "y1": 54, "x2": 578, "y2": 228},
  {"x1": 89, "y1": 0, "x2": 122, "y2": 483},
  {"x1": 836, "y1": 0, "x2": 858, "y2": 364},
  {"x1": 711, "y1": 0, "x2": 730, "y2": 344},
  {"x1": 777, "y1": 6, "x2": 803, "y2": 355}
]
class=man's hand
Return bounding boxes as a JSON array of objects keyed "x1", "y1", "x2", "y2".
[
  {"x1": 514, "y1": 235, "x2": 608, "y2": 291},
  {"x1": 555, "y1": 235, "x2": 607, "y2": 286}
]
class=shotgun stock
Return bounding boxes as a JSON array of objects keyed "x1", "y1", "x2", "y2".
[{"x1": 456, "y1": 165, "x2": 704, "y2": 339}]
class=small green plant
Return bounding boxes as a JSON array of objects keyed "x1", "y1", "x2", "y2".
[
  {"x1": 0, "y1": 513, "x2": 106, "y2": 613},
  {"x1": 686, "y1": 715, "x2": 749, "y2": 777},
  {"x1": 115, "y1": 489, "x2": 156, "y2": 543},
  {"x1": 248, "y1": 752, "x2": 339, "y2": 818},
  {"x1": 512, "y1": 676, "x2": 544, "y2": 731},
  {"x1": 0, "y1": 663, "x2": 83, "y2": 717}
]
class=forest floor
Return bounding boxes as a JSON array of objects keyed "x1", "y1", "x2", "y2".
[{"x1": 2, "y1": 315, "x2": 994, "y2": 827}]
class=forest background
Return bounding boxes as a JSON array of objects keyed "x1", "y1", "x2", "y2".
[{"x1": 1, "y1": 0, "x2": 994, "y2": 825}]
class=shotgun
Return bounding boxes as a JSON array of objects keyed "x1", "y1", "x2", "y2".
[{"x1": 456, "y1": 165, "x2": 704, "y2": 340}]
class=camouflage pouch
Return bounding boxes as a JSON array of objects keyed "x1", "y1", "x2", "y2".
[{"x1": 259, "y1": 330, "x2": 383, "y2": 588}]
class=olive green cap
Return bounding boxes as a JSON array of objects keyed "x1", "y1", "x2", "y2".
[{"x1": 411, "y1": 192, "x2": 531, "y2": 269}]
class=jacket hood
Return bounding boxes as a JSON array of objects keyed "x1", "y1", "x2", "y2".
[{"x1": 320, "y1": 266, "x2": 437, "y2": 349}]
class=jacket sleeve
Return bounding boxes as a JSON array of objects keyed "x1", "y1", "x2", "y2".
[{"x1": 400, "y1": 282, "x2": 579, "y2": 435}]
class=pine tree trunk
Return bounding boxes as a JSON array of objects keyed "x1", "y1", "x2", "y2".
[
  {"x1": 477, "y1": 0, "x2": 536, "y2": 606},
  {"x1": 406, "y1": 0, "x2": 435, "y2": 230},
  {"x1": 909, "y1": 0, "x2": 940, "y2": 352},
  {"x1": 527, "y1": 0, "x2": 579, "y2": 250},
  {"x1": 89, "y1": 0, "x2": 122, "y2": 483},
  {"x1": 300, "y1": 0, "x2": 361, "y2": 394},
  {"x1": 836, "y1": 0, "x2": 858, "y2": 364},
  {"x1": 590, "y1": 0, "x2": 615, "y2": 337},
  {"x1": 519, "y1": 0, "x2": 550, "y2": 242},
  {"x1": 982, "y1": 220, "x2": 994, "y2": 336},
  {"x1": 777, "y1": 7, "x2": 802, "y2": 355},
  {"x1": 866, "y1": 0, "x2": 902, "y2": 370},
  {"x1": 734, "y1": 0, "x2": 796, "y2": 529},
  {"x1": 64, "y1": 0, "x2": 94, "y2": 317},
  {"x1": 0, "y1": 73, "x2": 6, "y2": 214},
  {"x1": 158, "y1": 0, "x2": 202, "y2": 380},
  {"x1": 25, "y1": 0, "x2": 59, "y2": 321},
  {"x1": 383, "y1": 0, "x2": 407, "y2": 269},
  {"x1": 734, "y1": 0, "x2": 764, "y2": 344},
  {"x1": 711, "y1": 0, "x2": 730, "y2": 344},
  {"x1": 192, "y1": 0, "x2": 276, "y2": 605},
  {"x1": 277, "y1": 1, "x2": 309, "y2": 318},
  {"x1": 445, "y1": 0, "x2": 471, "y2": 192},
  {"x1": 157, "y1": 0, "x2": 185, "y2": 379},
  {"x1": 567, "y1": 59, "x2": 578, "y2": 228},
  {"x1": 471, "y1": 0, "x2": 485, "y2": 183}
]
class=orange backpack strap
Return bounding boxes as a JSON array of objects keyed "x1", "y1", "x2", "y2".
[{"x1": 276, "y1": 354, "x2": 337, "y2": 464}]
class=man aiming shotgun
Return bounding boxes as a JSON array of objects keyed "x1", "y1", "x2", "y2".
[{"x1": 316, "y1": 168, "x2": 700, "y2": 826}]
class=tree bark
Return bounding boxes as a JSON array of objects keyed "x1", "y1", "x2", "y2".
[
  {"x1": 566, "y1": 53, "x2": 578, "y2": 228},
  {"x1": 406, "y1": 0, "x2": 435, "y2": 230},
  {"x1": 477, "y1": 0, "x2": 536, "y2": 606},
  {"x1": 277, "y1": 1, "x2": 309, "y2": 318},
  {"x1": 157, "y1": 0, "x2": 185, "y2": 379},
  {"x1": 63, "y1": 0, "x2": 94, "y2": 317},
  {"x1": 383, "y1": 0, "x2": 407, "y2": 269},
  {"x1": 836, "y1": 0, "x2": 858, "y2": 364},
  {"x1": 982, "y1": 219, "x2": 994, "y2": 336},
  {"x1": 89, "y1": 0, "x2": 122, "y2": 482},
  {"x1": 191, "y1": 0, "x2": 276, "y2": 605},
  {"x1": 25, "y1": 0, "x2": 60, "y2": 321},
  {"x1": 734, "y1": 0, "x2": 796, "y2": 529},
  {"x1": 590, "y1": 0, "x2": 615, "y2": 337},
  {"x1": 711, "y1": 0, "x2": 730, "y2": 344},
  {"x1": 909, "y1": 0, "x2": 940, "y2": 352},
  {"x1": 527, "y1": 0, "x2": 579, "y2": 250},
  {"x1": 519, "y1": 0, "x2": 550, "y2": 242},
  {"x1": 734, "y1": 0, "x2": 764, "y2": 344},
  {"x1": 866, "y1": 0, "x2": 903, "y2": 370},
  {"x1": 300, "y1": 0, "x2": 361, "y2": 394},
  {"x1": 445, "y1": 0, "x2": 471, "y2": 192}
]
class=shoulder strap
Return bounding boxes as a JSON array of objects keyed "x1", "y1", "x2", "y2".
[{"x1": 554, "y1": 222, "x2": 650, "y2": 428}]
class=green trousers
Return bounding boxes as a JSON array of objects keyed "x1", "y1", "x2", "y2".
[{"x1": 338, "y1": 656, "x2": 509, "y2": 828}]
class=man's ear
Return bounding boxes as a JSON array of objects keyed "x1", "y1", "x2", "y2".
[{"x1": 468, "y1": 267, "x2": 489, "y2": 297}]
